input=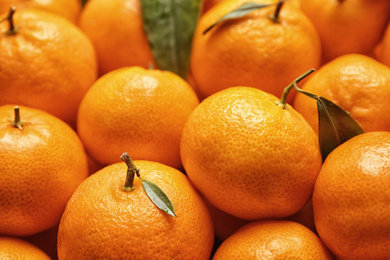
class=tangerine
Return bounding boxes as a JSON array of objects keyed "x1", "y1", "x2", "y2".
[
  {"x1": 79, "y1": 0, "x2": 155, "y2": 75},
  {"x1": 57, "y1": 159, "x2": 214, "y2": 259},
  {"x1": 213, "y1": 220, "x2": 334, "y2": 259},
  {"x1": 313, "y1": 131, "x2": 390, "y2": 259},
  {"x1": 190, "y1": 0, "x2": 321, "y2": 101},
  {"x1": 0, "y1": 105, "x2": 88, "y2": 236},
  {"x1": 180, "y1": 85, "x2": 322, "y2": 220},
  {"x1": 297, "y1": 0, "x2": 390, "y2": 63},
  {"x1": 77, "y1": 66, "x2": 199, "y2": 169},
  {"x1": 0, "y1": 8, "x2": 97, "y2": 128}
]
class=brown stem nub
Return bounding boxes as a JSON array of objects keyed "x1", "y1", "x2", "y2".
[
  {"x1": 14, "y1": 106, "x2": 20, "y2": 124},
  {"x1": 3, "y1": 6, "x2": 18, "y2": 35},
  {"x1": 270, "y1": 0, "x2": 285, "y2": 23},
  {"x1": 120, "y1": 152, "x2": 140, "y2": 192}
]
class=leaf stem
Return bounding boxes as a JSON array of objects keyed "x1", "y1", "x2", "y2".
[
  {"x1": 120, "y1": 152, "x2": 141, "y2": 192},
  {"x1": 276, "y1": 68, "x2": 315, "y2": 108},
  {"x1": 270, "y1": 0, "x2": 285, "y2": 23}
]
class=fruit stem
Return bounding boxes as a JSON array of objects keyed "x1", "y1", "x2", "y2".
[
  {"x1": 270, "y1": 0, "x2": 285, "y2": 23},
  {"x1": 276, "y1": 68, "x2": 315, "y2": 108},
  {"x1": 120, "y1": 152, "x2": 141, "y2": 192},
  {"x1": 10, "y1": 106, "x2": 24, "y2": 130},
  {"x1": 2, "y1": 6, "x2": 18, "y2": 35}
]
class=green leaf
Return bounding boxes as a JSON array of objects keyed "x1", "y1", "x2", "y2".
[
  {"x1": 317, "y1": 97, "x2": 364, "y2": 161},
  {"x1": 203, "y1": 2, "x2": 272, "y2": 34},
  {"x1": 141, "y1": 179, "x2": 177, "y2": 217},
  {"x1": 140, "y1": 0, "x2": 201, "y2": 79}
]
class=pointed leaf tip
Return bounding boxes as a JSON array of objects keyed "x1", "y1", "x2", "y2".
[
  {"x1": 317, "y1": 97, "x2": 364, "y2": 161},
  {"x1": 141, "y1": 179, "x2": 176, "y2": 217}
]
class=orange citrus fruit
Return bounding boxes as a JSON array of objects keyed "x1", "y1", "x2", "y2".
[
  {"x1": 0, "y1": 0, "x2": 82, "y2": 23},
  {"x1": 190, "y1": 0, "x2": 321, "y2": 101},
  {"x1": 0, "y1": 8, "x2": 97, "y2": 128},
  {"x1": 375, "y1": 20, "x2": 390, "y2": 67},
  {"x1": 0, "y1": 105, "x2": 89, "y2": 236},
  {"x1": 57, "y1": 159, "x2": 214, "y2": 259},
  {"x1": 79, "y1": 0, "x2": 155, "y2": 75},
  {"x1": 180, "y1": 86, "x2": 322, "y2": 220},
  {"x1": 0, "y1": 236, "x2": 50, "y2": 259},
  {"x1": 213, "y1": 220, "x2": 334, "y2": 259},
  {"x1": 77, "y1": 66, "x2": 199, "y2": 169},
  {"x1": 293, "y1": 54, "x2": 390, "y2": 134},
  {"x1": 313, "y1": 131, "x2": 390, "y2": 260},
  {"x1": 297, "y1": 0, "x2": 390, "y2": 63}
]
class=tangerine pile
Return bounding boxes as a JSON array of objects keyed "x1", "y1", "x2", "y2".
[{"x1": 1, "y1": 0, "x2": 390, "y2": 259}]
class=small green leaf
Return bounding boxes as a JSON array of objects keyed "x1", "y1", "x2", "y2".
[
  {"x1": 141, "y1": 179, "x2": 176, "y2": 217},
  {"x1": 317, "y1": 97, "x2": 364, "y2": 161},
  {"x1": 203, "y1": 2, "x2": 272, "y2": 34},
  {"x1": 141, "y1": 0, "x2": 202, "y2": 79}
]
